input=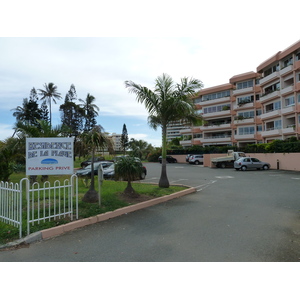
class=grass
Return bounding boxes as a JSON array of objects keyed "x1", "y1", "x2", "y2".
[{"x1": 0, "y1": 171, "x2": 187, "y2": 245}]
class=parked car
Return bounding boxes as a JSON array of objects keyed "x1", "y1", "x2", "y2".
[
  {"x1": 188, "y1": 154, "x2": 203, "y2": 165},
  {"x1": 103, "y1": 162, "x2": 147, "y2": 180},
  {"x1": 234, "y1": 157, "x2": 270, "y2": 171},
  {"x1": 76, "y1": 161, "x2": 113, "y2": 177},
  {"x1": 80, "y1": 157, "x2": 105, "y2": 168},
  {"x1": 158, "y1": 155, "x2": 177, "y2": 163},
  {"x1": 185, "y1": 154, "x2": 192, "y2": 162}
]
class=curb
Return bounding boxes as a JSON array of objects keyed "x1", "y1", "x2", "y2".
[{"x1": 1, "y1": 186, "x2": 196, "y2": 248}]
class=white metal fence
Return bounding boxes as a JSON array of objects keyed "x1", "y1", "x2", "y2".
[
  {"x1": 0, "y1": 175, "x2": 78, "y2": 239},
  {"x1": 0, "y1": 181, "x2": 23, "y2": 238}
]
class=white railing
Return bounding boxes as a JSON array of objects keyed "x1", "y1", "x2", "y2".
[
  {"x1": 0, "y1": 175, "x2": 78, "y2": 238},
  {"x1": 0, "y1": 181, "x2": 23, "y2": 238}
]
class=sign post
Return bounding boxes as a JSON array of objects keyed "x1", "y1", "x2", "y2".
[{"x1": 26, "y1": 137, "x2": 75, "y2": 176}]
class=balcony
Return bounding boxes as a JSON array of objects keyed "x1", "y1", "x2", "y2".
[
  {"x1": 260, "y1": 109, "x2": 281, "y2": 120},
  {"x1": 280, "y1": 85, "x2": 294, "y2": 96},
  {"x1": 279, "y1": 64, "x2": 293, "y2": 76},
  {"x1": 232, "y1": 87, "x2": 254, "y2": 95},
  {"x1": 200, "y1": 123, "x2": 232, "y2": 131},
  {"x1": 180, "y1": 140, "x2": 192, "y2": 146},
  {"x1": 260, "y1": 90, "x2": 280, "y2": 103},
  {"x1": 282, "y1": 126, "x2": 295, "y2": 135},
  {"x1": 234, "y1": 134, "x2": 255, "y2": 140},
  {"x1": 200, "y1": 135, "x2": 232, "y2": 143},
  {"x1": 233, "y1": 101, "x2": 254, "y2": 110},
  {"x1": 200, "y1": 96, "x2": 231, "y2": 106},
  {"x1": 179, "y1": 128, "x2": 192, "y2": 135},
  {"x1": 260, "y1": 71, "x2": 279, "y2": 85},
  {"x1": 233, "y1": 117, "x2": 255, "y2": 125},
  {"x1": 281, "y1": 105, "x2": 295, "y2": 115},
  {"x1": 203, "y1": 109, "x2": 231, "y2": 118},
  {"x1": 261, "y1": 128, "x2": 282, "y2": 137}
]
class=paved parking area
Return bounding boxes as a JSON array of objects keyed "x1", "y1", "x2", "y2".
[{"x1": 0, "y1": 163, "x2": 300, "y2": 262}]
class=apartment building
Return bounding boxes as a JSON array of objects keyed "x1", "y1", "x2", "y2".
[
  {"x1": 166, "y1": 120, "x2": 191, "y2": 142},
  {"x1": 180, "y1": 40, "x2": 300, "y2": 148}
]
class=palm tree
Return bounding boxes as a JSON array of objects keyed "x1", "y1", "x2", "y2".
[
  {"x1": 38, "y1": 83, "x2": 62, "y2": 127},
  {"x1": 80, "y1": 125, "x2": 109, "y2": 203},
  {"x1": 79, "y1": 93, "x2": 99, "y2": 132},
  {"x1": 125, "y1": 73, "x2": 203, "y2": 188},
  {"x1": 114, "y1": 156, "x2": 141, "y2": 196}
]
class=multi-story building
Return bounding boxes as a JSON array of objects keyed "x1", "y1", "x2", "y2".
[
  {"x1": 180, "y1": 39, "x2": 300, "y2": 148},
  {"x1": 107, "y1": 133, "x2": 122, "y2": 151},
  {"x1": 166, "y1": 120, "x2": 190, "y2": 142}
]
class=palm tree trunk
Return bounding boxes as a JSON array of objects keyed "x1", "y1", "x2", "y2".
[
  {"x1": 49, "y1": 99, "x2": 52, "y2": 128},
  {"x1": 159, "y1": 123, "x2": 169, "y2": 188},
  {"x1": 90, "y1": 147, "x2": 95, "y2": 190}
]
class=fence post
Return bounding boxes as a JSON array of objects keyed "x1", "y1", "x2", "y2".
[{"x1": 20, "y1": 178, "x2": 29, "y2": 239}]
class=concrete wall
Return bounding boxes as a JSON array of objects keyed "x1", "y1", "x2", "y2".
[{"x1": 170, "y1": 153, "x2": 300, "y2": 171}]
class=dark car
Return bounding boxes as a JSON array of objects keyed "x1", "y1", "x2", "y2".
[
  {"x1": 80, "y1": 157, "x2": 105, "y2": 168},
  {"x1": 103, "y1": 162, "x2": 147, "y2": 180},
  {"x1": 158, "y1": 155, "x2": 178, "y2": 163},
  {"x1": 76, "y1": 161, "x2": 113, "y2": 177}
]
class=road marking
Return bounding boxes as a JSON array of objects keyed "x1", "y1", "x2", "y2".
[
  {"x1": 175, "y1": 167, "x2": 184, "y2": 169},
  {"x1": 291, "y1": 177, "x2": 300, "y2": 180},
  {"x1": 215, "y1": 176, "x2": 234, "y2": 179},
  {"x1": 195, "y1": 180, "x2": 217, "y2": 192},
  {"x1": 170, "y1": 179, "x2": 188, "y2": 183}
]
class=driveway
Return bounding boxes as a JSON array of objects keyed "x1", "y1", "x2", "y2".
[{"x1": 0, "y1": 163, "x2": 300, "y2": 261}]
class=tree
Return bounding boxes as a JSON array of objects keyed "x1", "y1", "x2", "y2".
[
  {"x1": 114, "y1": 156, "x2": 141, "y2": 196},
  {"x1": 125, "y1": 73, "x2": 203, "y2": 188},
  {"x1": 79, "y1": 93, "x2": 99, "y2": 132},
  {"x1": 80, "y1": 125, "x2": 109, "y2": 203},
  {"x1": 38, "y1": 82, "x2": 62, "y2": 127},
  {"x1": 129, "y1": 138, "x2": 153, "y2": 159},
  {"x1": 60, "y1": 84, "x2": 85, "y2": 137},
  {"x1": 11, "y1": 97, "x2": 42, "y2": 127},
  {"x1": 120, "y1": 124, "x2": 129, "y2": 154}
]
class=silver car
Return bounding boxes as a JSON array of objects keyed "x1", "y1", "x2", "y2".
[{"x1": 234, "y1": 157, "x2": 270, "y2": 171}]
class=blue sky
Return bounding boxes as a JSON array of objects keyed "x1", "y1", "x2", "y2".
[{"x1": 0, "y1": 1, "x2": 299, "y2": 149}]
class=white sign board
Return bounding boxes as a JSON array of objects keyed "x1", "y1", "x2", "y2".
[{"x1": 26, "y1": 137, "x2": 74, "y2": 175}]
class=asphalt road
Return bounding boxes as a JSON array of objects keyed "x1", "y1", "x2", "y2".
[{"x1": 1, "y1": 163, "x2": 300, "y2": 262}]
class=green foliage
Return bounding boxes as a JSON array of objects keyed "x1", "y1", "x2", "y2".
[{"x1": 147, "y1": 148, "x2": 162, "y2": 162}]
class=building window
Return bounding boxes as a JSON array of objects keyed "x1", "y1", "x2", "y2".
[
  {"x1": 201, "y1": 90, "x2": 230, "y2": 102},
  {"x1": 282, "y1": 56, "x2": 293, "y2": 68},
  {"x1": 238, "y1": 111, "x2": 255, "y2": 119},
  {"x1": 238, "y1": 126, "x2": 255, "y2": 135},
  {"x1": 285, "y1": 96, "x2": 295, "y2": 106},
  {"x1": 236, "y1": 80, "x2": 253, "y2": 90},
  {"x1": 264, "y1": 64, "x2": 279, "y2": 76},
  {"x1": 274, "y1": 120, "x2": 282, "y2": 129},
  {"x1": 263, "y1": 82, "x2": 280, "y2": 96},
  {"x1": 266, "y1": 101, "x2": 281, "y2": 112},
  {"x1": 203, "y1": 104, "x2": 231, "y2": 114},
  {"x1": 257, "y1": 125, "x2": 262, "y2": 132}
]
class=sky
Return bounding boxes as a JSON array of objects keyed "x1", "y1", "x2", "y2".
[{"x1": 1, "y1": 1, "x2": 300, "y2": 149}]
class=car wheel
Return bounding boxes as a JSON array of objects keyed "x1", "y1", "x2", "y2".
[
  {"x1": 241, "y1": 165, "x2": 247, "y2": 171},
  {"x1": 221, "y1": 163, "x2": 226, "y2": 169},
  {"x1": 194, "y1": 160, "x2": 199, "y2": 165},
  {"x1": 140, "y1": 172, "x2": 146, "y2": 180},
  {"x1": 262, "y1": 165, "x2": 269, "y2": 170}
]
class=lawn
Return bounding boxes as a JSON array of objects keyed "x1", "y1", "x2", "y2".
[{"x1": 0, "y1": 171, "x2": 187, "y2": 245}]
